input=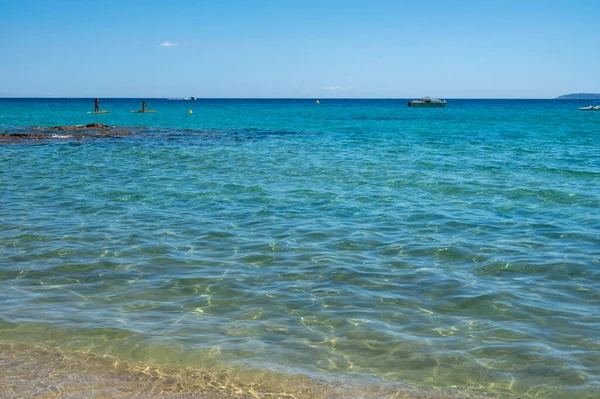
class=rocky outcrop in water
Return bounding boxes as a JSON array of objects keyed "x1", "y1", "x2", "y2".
[{"x1": 0, "y1": 123, "x2": 137, "y2": 142}]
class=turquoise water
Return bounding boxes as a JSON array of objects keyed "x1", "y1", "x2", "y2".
[{"x1": 1, "y1": 98, "x2": 599, "y2": 398}]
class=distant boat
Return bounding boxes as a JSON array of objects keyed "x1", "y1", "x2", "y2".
[
  {"x1": 580, "y1": 105, "x2": 600, "y2": 111},
  {"x1": 408, "y1": 97, "x2": 447, "y2": 107}
]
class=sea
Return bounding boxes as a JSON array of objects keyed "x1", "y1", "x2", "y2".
[{"x1": 0, "y1": 98, "x2": 599, "y2": 399}]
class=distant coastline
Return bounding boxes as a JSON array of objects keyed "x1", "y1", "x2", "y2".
[{"x1": 556, "y1": 93, "x2": 600, "y2": 100}]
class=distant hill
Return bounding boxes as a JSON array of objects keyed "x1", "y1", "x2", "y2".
[{"x1": 556, "y1": 93, "x2": 600, "y2": 100}]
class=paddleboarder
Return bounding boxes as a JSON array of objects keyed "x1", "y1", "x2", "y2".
[
  {"x1": 94, "y1": 98, "x2": 100, "y2": 113},
  {"x1": 142, "y1": 101, "x2": 147, "y2": 112}
]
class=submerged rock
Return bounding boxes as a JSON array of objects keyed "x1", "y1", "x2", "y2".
[
  {"x1": 51, "y1": 123, "x2": 111, "y2": 130},
  {"x1": 0, "y1": 133, "x2": 48, "y2": 139}
]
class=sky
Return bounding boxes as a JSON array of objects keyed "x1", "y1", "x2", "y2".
[{"x1": 1, "y1": 0, "x2": 599, "y2": 98}]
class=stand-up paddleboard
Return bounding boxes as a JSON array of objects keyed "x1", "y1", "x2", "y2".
[
  {"x1": 131, "y1": 110, "x2": 157, "y2": 113},
  {"x1": 87, "y1": 110, "x2": 110, "y2": 114}
]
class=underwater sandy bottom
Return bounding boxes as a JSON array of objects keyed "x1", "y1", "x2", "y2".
[{"x1": 0, "y1": 341, "x2": 490, "y2": 399}]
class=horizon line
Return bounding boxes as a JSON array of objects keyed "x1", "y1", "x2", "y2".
[{"x1": 0, "y1": 96, "x2": 588, "y2": 100}]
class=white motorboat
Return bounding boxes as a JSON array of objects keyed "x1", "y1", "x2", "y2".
[
  {"x1": 408, "y1": 97, "x2": 447, "y2": 107},
  {"x1": 580, "y1": 105, "x2": 600, "y2": 110}
]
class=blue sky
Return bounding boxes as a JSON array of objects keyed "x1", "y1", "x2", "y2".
[{"x1": 1, "y1": 0, "x2": 599, "y2": 98}]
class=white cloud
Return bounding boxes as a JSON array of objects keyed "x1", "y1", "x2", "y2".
[
  {"x1": 159, "y1": 41, "x2": 178, "y2": 47},
  {"x1": 324, "y1": 85, "x2": 352, "y2": 92}
]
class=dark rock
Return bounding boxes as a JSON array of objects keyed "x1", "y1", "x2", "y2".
[
  {"x1": 52, "y1": 123, "x2": 110, "y2": 130},
  {"x1": 86, "y1": 123, "x2": 108, "y2": 128},
  {"x1": 1, "y1": 124, "x2": 137, "y2": 142},
  {"x1": 0, "y1": 133, "x2": 47, "y2": 140}
]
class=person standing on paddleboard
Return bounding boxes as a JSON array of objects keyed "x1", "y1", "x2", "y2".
[
  {"x1": 94, "y1": 98, "x2": 100, "y2": 113},
  {"x1": 142, "y1": 101, "x2": 147, "y2": 112}
]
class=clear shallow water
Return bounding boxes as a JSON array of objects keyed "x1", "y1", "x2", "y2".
[{"x1": 1, "y1": 98, "x2": 599, "y2": 398}]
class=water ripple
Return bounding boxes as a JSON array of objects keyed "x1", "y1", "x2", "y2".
[{"x1": 1, "y1": 99, "x2": 600, "y2": 398}]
